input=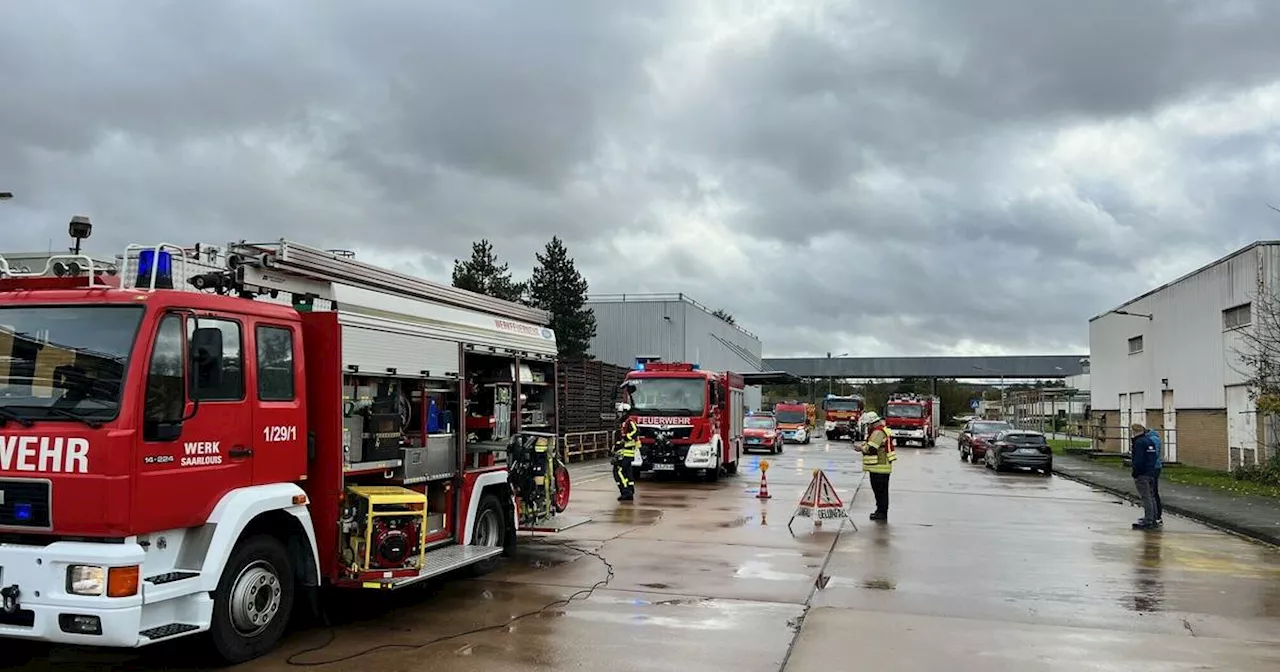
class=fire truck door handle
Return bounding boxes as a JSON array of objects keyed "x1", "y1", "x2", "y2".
[{"x1": 229, "y1": 446, "x2": 253, "y2": 458}]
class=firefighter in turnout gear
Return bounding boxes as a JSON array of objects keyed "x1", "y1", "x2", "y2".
[
  {"x1": 614, "y1": 401, "x2": 640, "y2": 501},
  {"x1": 856, "y1": 411, "x2": 896, "y2": 522}
]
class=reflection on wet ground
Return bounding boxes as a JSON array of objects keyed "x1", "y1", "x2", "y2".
[{"x1": 16, "y1": 437, "x2": 1280, "y2": 671}]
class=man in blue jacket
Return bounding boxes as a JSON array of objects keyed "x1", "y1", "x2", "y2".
[{"x1": 1130, "y1": 423, "x2": 1162, "y2": 529}]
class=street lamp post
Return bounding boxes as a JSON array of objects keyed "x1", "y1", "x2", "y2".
[{"x1": 826, "y1": 352, "x2": 848, "y2": 395}]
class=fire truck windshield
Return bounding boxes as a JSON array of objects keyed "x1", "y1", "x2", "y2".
[
  {"x1": 886, "y1": 404, "x2": 924, "y2": 418},
  {"x1": 774, "y1": 410, "x2": 806, "y2": 424},
  {"x1": 0, "y1": 305, "x2": 144, "y2": 423},
  {"x1": 823, "y1": 399, "x2": 862, "y2": 412},
  {"x1": 628, "y1": 377, "x2": 705, "y2": 415}
]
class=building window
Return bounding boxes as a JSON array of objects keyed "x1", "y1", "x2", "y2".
[
  {"x1": 1128, "y1": 335, "x2": 1143, "y2": 355},
  {"x1": 1223, "y1": 303, "x2": 1251, "y2": 330}
]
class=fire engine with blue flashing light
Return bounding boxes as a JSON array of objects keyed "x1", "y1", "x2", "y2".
[
  {"x1": 0, "y1": 218, "x2": 583, "y2": 663},
  {"x1": 617, "y1": 357, "x2": 744, "y2": 481},
  {"x1": 822, "y1": 393, "x2": 866, "y2": 441}
]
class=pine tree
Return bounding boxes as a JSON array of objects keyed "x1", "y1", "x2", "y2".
[
  {"x1": 527, "y1": 236, "x2": 596, "y2": 358},
  {"x1": 451, "y1": 239, "x2": 526, "y2": 303}
]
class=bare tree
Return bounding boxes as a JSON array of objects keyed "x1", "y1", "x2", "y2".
[{"x1": 1229, "y1": 206, "x2": 1280, "y2": 467}]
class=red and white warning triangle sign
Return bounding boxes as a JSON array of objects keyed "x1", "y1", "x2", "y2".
[{"x1": 789, "y1": 470, "x2": 849, "y2": 530}]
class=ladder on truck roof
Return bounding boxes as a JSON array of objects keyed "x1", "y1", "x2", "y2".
[{"x1": 168, "y1": 239, "x2": 550, "y2": 325}]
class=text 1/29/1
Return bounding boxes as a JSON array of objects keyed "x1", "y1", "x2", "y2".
[{"x1": 263, "y1": 425, "x2": 298, "y2": 442}]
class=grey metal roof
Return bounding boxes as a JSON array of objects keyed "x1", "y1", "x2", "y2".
[
  {"x1": 1088, "y1": 240, "x2": 1280, "y2": 322},
  {"x1": 763, "y1": 354, "x2": 1088, "y2": 379}
]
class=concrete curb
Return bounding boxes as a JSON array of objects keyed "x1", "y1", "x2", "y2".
[
  {"x1": 938, "y1": 429, "x2": 1280, "y2": 548},
  {"x1": 1048, "y1": 466, "x2": 1280, "y2": 549}
]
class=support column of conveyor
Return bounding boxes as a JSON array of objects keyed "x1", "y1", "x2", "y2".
[{"x1": 228, "y1": 239, "x2": 552, "y2": 325}]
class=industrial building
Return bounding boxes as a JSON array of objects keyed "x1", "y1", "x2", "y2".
[
  {"x1": 585, "y1": 293, "x2": 766, "y2": 410},
  {"x1": 1089, "y1": 241, "x2": 1279, "y2": 470}
]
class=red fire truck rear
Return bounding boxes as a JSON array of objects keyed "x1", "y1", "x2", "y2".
[
  {"x1": 821, "y1": 393, "x2": 865, "y2": 441},
  {"x1": 0, "y1": 233, "x2": 579, "y2": 662},
  {"x1": 884, "y1": 393, "x2": 941, "y2": 446},
  {"x1": 618, "y1": 360, "x2": 744, "y2": 481}
]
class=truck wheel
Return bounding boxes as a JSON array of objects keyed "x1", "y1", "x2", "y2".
[
  {"x1": 553, "y1": 464, "x2": 571, "y2": 513},
  {"x1": 209, "y1": 534, "x2": 295, "y2": 664},
  {"x1": 468, "y1": 494, "x2": 507, "y2": 576},
  {"x1": 705, "y1": 455, "x2": 721, "y2": 482}
]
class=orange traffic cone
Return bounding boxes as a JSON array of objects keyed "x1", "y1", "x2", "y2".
[{"x1": 757, "y1": 469, "x2": 771, "y2": 499}]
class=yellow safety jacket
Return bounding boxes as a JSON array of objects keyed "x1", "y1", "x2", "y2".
[
  {"x1": 617, "y1": 418, "x2": 640, "y2": 458},
  {"x1": 862, "y1": 426, "x2": 896, "y2": 474}
]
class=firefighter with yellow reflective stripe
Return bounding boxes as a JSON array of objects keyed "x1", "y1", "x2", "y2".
[
  {"x1": 856, "y1": 411, "x2": 896, "y2": 522},
  {"x1": 613, "y1": 402, "x2": 640, "y2": 501}
]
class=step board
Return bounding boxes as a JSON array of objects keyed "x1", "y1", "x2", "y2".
[
  {"x1": 520, "y1": 514, "x2": 591, "y2": 533},
  {"x1": 365, "y1": 545, "x2": 504, "y2": 590},
  {"x1": 140, "y1": 623, "x2": 200, "y2": 641}
]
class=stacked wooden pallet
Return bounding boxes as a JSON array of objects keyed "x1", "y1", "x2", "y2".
[{"x1": 558, "y1": 357, "x2": 630, "y2": 432}]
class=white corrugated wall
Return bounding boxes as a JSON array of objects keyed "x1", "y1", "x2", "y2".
[
  {"x1": 1089, "y1": 243, "x2": 1271, "y2": 412},
  {"x1": 585, "y1": 299, "x2": 687, "y2": 369}
]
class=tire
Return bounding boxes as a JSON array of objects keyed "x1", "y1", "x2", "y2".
[
  {"x1": 553, "y1": 463, "x2": 571, "y2": 513},
  {"x1": 960, "y1": 447, "x2": 968, "y2": 461},
  {"x1": 969, "y1": 451, "x2": 979, "y2": 463},
  {"x1": 209, "y1": 534, "x2": 296, "y2": 664},
  {"x1": 826, "y1": 431, "x2": 836, "y2": 440},
  {"x1": 468, "y1": 494, "x2": 507, "y2": 576}
]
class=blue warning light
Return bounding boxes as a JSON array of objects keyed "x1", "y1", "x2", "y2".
[
  {"x1": 136, "y1": 249, "x2": 175, "y2": 289},
  {"x1": 14, "y1": 502, "x2": 33, "y2": 522}
]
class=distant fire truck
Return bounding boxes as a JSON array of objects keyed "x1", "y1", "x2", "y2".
[
  {"x1": 885, "y1": 393, "x2": 941, "y2": 447},
  {"x1": 0, "y1": 229, "x2": 578, "y2": 662},
  {"x1": 771, "y1": 401, "x2": 811, "y2": 443},
  {"x1": 822, "y1": 393, "x2": 865, "y2": 441},
  {"x1": 618, "y1": 360, "x2": 744, "y2": 480}
]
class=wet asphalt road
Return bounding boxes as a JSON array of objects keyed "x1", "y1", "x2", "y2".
[{"x1": 21, "y1": 435, "x2": 1280, "y2": 670}]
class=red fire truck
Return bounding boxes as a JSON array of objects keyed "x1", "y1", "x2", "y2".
[
  {"x1": 0, "y1": 234, "x2": 578, "y2": 662},
  {"x1": 822, "y1": 393, "x2": 865, "y2": 441},
  {"x1": 772, "y1": 401, "x2": 811, "y2": 443},
  {"x1": 618, "y1": 360, "x2": 744, "y2": 481},
  {"x1": 884, "y1": 393, "x2": 941, "y2": 447}
]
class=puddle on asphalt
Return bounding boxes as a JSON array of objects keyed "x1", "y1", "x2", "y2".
[
  {"x1": 861, "y1": 579, "x2": 897, "y2": 590},
  {"x1": 734, "y1": 561, "x2": 810, "y2": 582},
  {"x1": 719, "y1": 515, "x2": 755, "y2": 528},
  {"x1": 592, "y1": 507, "x2": 665, "y2": 524}
]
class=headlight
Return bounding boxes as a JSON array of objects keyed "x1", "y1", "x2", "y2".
[
  {"x1": 795, "y1": 429, "x2": 807, "y2": 439},
  {"x1": 68, "y1": 565, "x2": 105, "y2": 596},
  {"x1": 690, "y1": 446, "x2": 711, "y2": 459},
  {"x1": 66, "y1": 564, "x2": 140, "y2": 598}
]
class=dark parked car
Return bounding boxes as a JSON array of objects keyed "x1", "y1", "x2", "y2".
[
  {"x1": 984, "y1": 429, "x2": 1052, "y2": 474},
  {"x1": 958, "y1": 419, "x2": 1013, "y2": 463}
]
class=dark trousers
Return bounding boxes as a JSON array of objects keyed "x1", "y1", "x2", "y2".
[
  {"x1": 869, "y1": 472, "x2": 890, "y2": 515},
  {"x1": 613, "y1": 455, "x2": 635, "y2": 496},
  {"x1": 1153, "y1": 468, "x2": 1163, "y2": 521},
  {"x1": 1134, "y1": 474, "x2": 1158, "y2": 524}
]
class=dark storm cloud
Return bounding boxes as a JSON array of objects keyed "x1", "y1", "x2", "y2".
[{"x1": 2, "y1": 0, "x2": 1278, "y2": 359}]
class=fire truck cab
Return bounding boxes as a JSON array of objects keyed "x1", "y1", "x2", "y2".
[
  {"x1": 619, "y1": 360, "x2": 743, "y2": 481},
  {"x1": 0, "y1": 233, "x2": 574, "y2": 663},
  {"x1": 822, "y1": 393, "x2": 865, "y2": 441},
  {"x1": 885, "y1": 393, "x2": 941, "y2": 447}
]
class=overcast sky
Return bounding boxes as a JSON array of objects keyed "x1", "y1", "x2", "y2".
[{"x1": 3, "y1": 0, "x2": 1279, "y2": 358}]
